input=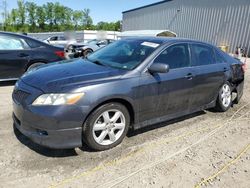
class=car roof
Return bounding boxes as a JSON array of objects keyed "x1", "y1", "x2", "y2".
[
  {"x1": 122, "y1": 36, "x2": 214, "y2": 47},
  {"x1": 0, "y1": 31, "x2": 40, "y2": 41}
]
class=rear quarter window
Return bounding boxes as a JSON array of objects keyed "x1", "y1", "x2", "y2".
[
  {"x1": 26, "y1": 39, "x2": 43, "y2": 48},
  {"x1": 220, "y1": 50, "x2": 241, "y2": 65}
]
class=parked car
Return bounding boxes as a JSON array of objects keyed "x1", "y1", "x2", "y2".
[
  {"x1": 12, "y1": 37, "x2": 245, "y2": 151},
  {"x1": 0, "y1": 32, "x2": 65, "y2": 81},
  {"x1": 43, "y1": 35, "x2": 77, "y2": 47},
  {"x1": 64, "y1": 39, "x2": 115, "y2": 59}
]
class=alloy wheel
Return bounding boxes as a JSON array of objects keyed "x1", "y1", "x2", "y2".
[
  {"x1": 221, "y1": 84, "x2": 231, "y2": 108},
  {"x1": 92, "y1": 109, "x2": 126, "y2": 146}
]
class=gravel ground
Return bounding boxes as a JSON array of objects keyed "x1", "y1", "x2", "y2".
[{"x1": 0, "y1": 61, "x2": 249, "y2": 188}]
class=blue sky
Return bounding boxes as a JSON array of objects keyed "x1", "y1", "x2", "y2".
[{"x1": 4, "y1": 0, "x2": 160, "y2": 24}]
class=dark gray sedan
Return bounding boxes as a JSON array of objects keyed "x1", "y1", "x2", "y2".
[
  {"x1": 0, "y1": 32, "x2": 65, "y2": 81},
  {"x1": 12, "y1": 37, "x2": 245, "y2": 151}
]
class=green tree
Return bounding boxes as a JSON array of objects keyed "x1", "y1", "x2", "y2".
[
  {"x1": 10, "y1": 9, "x2": 18, "y2": 26},
  {"x1": 73, "y1": 10, "x2": 83, "y2": 30},
  {"x1": 25, "y1": 2, "x2": 37, "y2": 30},
  {"x1": 83, "y1": 8, "x2": 93, "y2": 29},
  {"x1": 3, "y1": 0, "x2": 120, "y2": 33},
  {"x1": 44, "y1": 2, "x2": 54, "y2": 30},
  {"x1": 17, "y1": 0, "x2": 25, "y2": 25},
  {"x1": 36, "y1": 6, "x2": 46, "y2": 31}
]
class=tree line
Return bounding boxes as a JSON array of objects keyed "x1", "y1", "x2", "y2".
[{"x1": 2, "y1": 0, "x2": 121, "y2": 33}]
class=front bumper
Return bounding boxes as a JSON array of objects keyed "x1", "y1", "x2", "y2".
[
  {"x1": 13, "y1": 113, "x2": 82, "y2": 149},
  {"x1": 12, "y1": 80, "x2": 89, "y2": 149}
]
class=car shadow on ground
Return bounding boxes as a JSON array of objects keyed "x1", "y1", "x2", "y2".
[
  {"x1": 0, "y1": 81, "x2": 16, "y2": 87},
  {"x1": 127, "y1": 111, "x2": 206, "y2": 137},
  {"x1": 13, "y1": 124, "x2": 78, "y2": 157},
  {"x1": 13, "y1": 111, "x2": 206, "y2": 157}
]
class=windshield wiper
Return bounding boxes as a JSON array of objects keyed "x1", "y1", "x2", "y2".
[
  {"x1": 93, "y1": 60, "x2": 105, "y2": 66},
  {"x1": 86, "y1": 56, "x2": 105, "y2": 66}
]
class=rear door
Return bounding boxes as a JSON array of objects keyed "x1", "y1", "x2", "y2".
[
  {"x1": 0, "y1": 34, "x2": 31, "y2": 80},
  {"x1": 189, "y1": 43, "x2": 226, "y2": 110}
]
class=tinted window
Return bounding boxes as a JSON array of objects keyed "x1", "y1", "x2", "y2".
[
  {"x1": 50, "y1": 36, "x2": 58, "y2": 41},
  {"x1": 192, "y1": 44, "x2": 215, "y2": 66},
  {"x1": 154, "y1": 43, "x2": 190, "y2": 69},
  {"x1": 26, "y1": 39, "x2": 43, "y2": 48},
  {"x1": 214, "y1": 49, "x2": 227, "y2": 63},
  {"x1": 0, "y1": 35, "x2": 28, "y2": 50}
]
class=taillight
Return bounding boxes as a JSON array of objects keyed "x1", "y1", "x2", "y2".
[
  {"x1": 242, "y1": 63, "x2": 247, "y2": 73},
  {"x1": 55, "y1": 51, "x2": 65, "y2": 58}
]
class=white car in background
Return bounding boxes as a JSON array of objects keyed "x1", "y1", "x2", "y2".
[{"x1": 43, "y1": 36, "x2": 77, "y2": 47}]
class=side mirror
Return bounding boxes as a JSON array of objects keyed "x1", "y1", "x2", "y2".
[{"x1": 148, "y1": 63, "x2": 169, "y2": 74}]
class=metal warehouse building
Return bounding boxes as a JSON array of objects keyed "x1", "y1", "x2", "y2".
[{"x1": 122, "y1": 0, "x2": 250, "y2": 55}]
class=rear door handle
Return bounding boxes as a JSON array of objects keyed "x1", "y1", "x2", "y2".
[
  {"x1": 223, "y1": 67, "x2": 229, "y2": 72},
  {"x1": 19, "y1": 53, "x2": 29, "y2": 57},
  {"x1": 185, "y1": 73, "x2": 193, "y2": 80}
]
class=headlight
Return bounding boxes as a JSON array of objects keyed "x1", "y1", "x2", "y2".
[{"x1": 32, "y1": 93, "x2": 84, "y2": 106}]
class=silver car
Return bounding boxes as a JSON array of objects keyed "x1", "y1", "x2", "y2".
[{"x1": 64, "y1": 39, "x2": 115, "y2": 59}]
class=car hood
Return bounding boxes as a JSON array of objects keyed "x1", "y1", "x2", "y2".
[{"x1": 21, "y1": 58, "x2": 126, "y2": 93}]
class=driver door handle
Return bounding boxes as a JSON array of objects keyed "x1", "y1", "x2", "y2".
[{"x1": 185, "y1": 73, "x2": 193, "y2": 80}]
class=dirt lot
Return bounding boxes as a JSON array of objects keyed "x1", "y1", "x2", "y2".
[{"x1": 0, "y1": 62, "x2": 249, "y2": 188}]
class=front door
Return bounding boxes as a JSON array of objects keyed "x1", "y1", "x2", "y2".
[{"x1": 139, "y1": 43, "x2": 194, "y2": 123}]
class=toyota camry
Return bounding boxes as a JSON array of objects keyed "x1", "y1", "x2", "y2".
[{"x1": 12, "y1": 37, "x2": 245, "y2": 151}]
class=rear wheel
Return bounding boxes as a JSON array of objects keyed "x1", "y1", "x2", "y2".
[
  {"x1": 27, "y1": 62, "x2": 45, "y2": 71},
  {"x1": 215, "y1": 82, "x2": 232, "y2": 112},
  {"x1": 83, "y1": 103, "x2": 130, "y2": 151}
]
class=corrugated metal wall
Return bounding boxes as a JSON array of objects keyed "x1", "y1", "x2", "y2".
[{"x1": 122, "y1": 0, "x2": 250, "y2": 54}]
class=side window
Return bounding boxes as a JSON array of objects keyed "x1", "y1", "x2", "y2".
[
  {"x1": 58, "y1": 36, "x2": 66, "y2": 41},
  {"x1": 0, "y1": 35, "x2": 26, "y2": 50},
  {"x1": 192, "y1": 44, "x2": 215, "y2": 66},
  {"x1": 214, "y1": 49, "x2": 227, "y2": 63},
  {"x1": 50, "y1": 36, "x2": 58, "y2": 41},
  {"x1": 26, "y1": 39, "x2": 42, "y2": 48},
  {"x1": 154, "y1": 43, "x2": 190, "y2": 69}
]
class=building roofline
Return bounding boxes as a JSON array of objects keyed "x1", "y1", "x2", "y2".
[{"x1": 122, "y1": 0, "x2": 172, "y2": 14}]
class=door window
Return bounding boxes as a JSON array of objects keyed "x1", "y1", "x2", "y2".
[
  {"x1": 191, "y1": 44, "x2": 215, "y2": 66},
  {"x1": 154, "y1": 43, "x2": 190, "y2": 69},
  {"x1": 0, "y1": 35, "x2": 27, "y2": 50},
  {"x1": 214, "y1": 49, "x2": 227, "y2": 63},
  {"x1": 58, "y1": 36, "x2": 66, "y2": 41},
  {"x1": 50, "y1": 36, "x2": 58, "y2": 41}
]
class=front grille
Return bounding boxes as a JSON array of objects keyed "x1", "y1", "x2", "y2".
[{"x1": 13, "y1": 90, "x2": 30, "y2": 104}]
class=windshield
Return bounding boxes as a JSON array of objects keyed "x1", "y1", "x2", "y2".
[
  {"x1": 87, "y1": 39, "x2": 162, "y2": 70},
  {"x1": 87, "y1": 39, "x2": 98, "y2": 45}
]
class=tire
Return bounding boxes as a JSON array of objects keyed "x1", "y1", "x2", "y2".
[
  {"x1": 83, "y1": 103, "x2": 130, "y2": 151},
  {"x1": 83, "y1": 49, "x2": 93, "y2": 57},
  {"x1": 215, "y1": 82, "x2": 232, "y2": 112},
  {"x1": 27, "y1": 62, "x2": 45, "y2": 71}
]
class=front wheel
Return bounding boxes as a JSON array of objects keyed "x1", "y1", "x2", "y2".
[
  {"x1": 83, "y1": 49, "x2": 93, "y2": 57},
  {"x1": 83, "y1": 103, "x2": 130, "y2": 151},
  {"x1": 215, "y1": 82, "x2": 232, "y2": 112}
]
